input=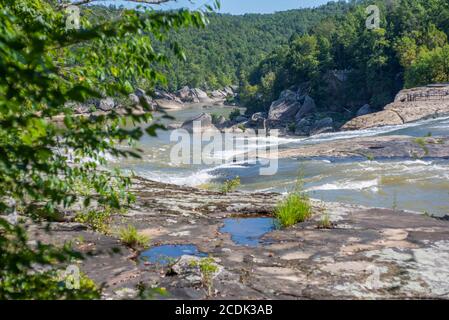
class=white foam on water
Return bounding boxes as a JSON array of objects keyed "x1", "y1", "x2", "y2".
[
  {"x1": 138, "y1": 169, "x2": 216, "y2": 187},
  {"x1": 291, "y1": 115, "x2": 449, "y2": 145},
  {"x1": 306, "y1": 178, "x2": 379, "y2": 192}
]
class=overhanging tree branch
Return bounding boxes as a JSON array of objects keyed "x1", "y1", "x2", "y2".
[{"x1": 62, "y1": 0, "x2": 174, "y2": 8}]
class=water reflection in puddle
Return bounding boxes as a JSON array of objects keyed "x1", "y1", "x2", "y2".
[
  {"x1": 140, "y1": 244, "x2": 207, "y2": 266},
  {"x1": 220, "y1": 217, "x2": 278, "y2": 247}
]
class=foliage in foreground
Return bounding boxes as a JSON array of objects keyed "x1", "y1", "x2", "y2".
[
  {"x1": 0, "y1": 219, "x2": 100, "y2": 300},
  {"x1": 0, "y1": 0, "x2": 212, "y2": 299}
]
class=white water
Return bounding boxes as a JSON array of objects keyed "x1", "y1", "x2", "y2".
[{"x1": 114, "y1": 105, "x2": 449, "y2": 217}]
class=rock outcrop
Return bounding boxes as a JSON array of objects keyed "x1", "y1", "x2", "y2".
[
  {"x1": 342, "y1": 85, "x2": 449, "y2": 131},
  {"x1": 267, "y1": 89, "x2": 316, "y2": 126},
  {"x1": 271, "y1": 136, "x2": 449, "y2": 160},
  {"x1": 310, "y1": 117, "x2": 334, "y2": 135},
  {"x1": 175, "y1": 86, "x2": 236, "y2": 105},
  {"x1": 181, "y1": 113, "x2": 217, "y2": 133}
]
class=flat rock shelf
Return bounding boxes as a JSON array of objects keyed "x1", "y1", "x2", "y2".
[{"x1": 30, "y1": 177, "x2": 449, "y2": 300}]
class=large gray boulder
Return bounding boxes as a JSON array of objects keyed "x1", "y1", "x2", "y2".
[
  {"x1": 310, "y1": 117, "x2": 334, "y2": 135},
  {"x1": 181, "y1": 113, "x2": 217, "y2": 133},
  {"x1": 213, "y1": 115, "x2": 227, "y2": 127},
  {"x1": 66, "y1": 101, "x2": 90, "y2": 114},
  {"x1": 131, "y1": 89, "x2": 156, "y2": 111},
  {"x1": 210, "y1": 90, "x2": 227, "y2": 100},
  {"x1": 294, "y1": 117, "x2": 313, "y2": 136},
  {"x1": 268, "y1": 90, "x2": 301, "y2": 122},
  {"x1": 96, "y1": 97, "x2": 115, "y2": 111},
  {"x1": 192, "y1": 88, "x2": 212, "y2": 103},
  {"x1": 295, "y1": 95, "x2": 317, "y2": 121},
  {"x1": 268, "y1": 90, "x2": 317, "y2": 124},
  {"x1": 176, "y1": 86, "x2": 200, "y2": 103}
]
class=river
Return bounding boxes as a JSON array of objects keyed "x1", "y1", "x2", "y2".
[{"x1": 113, "y1": 104, "x2": 449, "y2": 217}]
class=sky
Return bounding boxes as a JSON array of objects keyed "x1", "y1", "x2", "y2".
[{"x1": 92, "y1": 0, "x2": 333, "y2": 15}]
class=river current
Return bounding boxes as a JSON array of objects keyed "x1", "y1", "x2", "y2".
[{"x1": 114, "y1": 104, "x2": 449, "y2": 217}]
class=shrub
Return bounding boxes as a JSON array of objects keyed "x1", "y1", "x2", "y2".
[
  {"x1": 229, "y1": 108, "x2": 241, "y2": 121},
  {"x1": 220, "y1": 177, "x2": 241, "y2": 193},
  {"x1": 414, "y1": 137, "x2": 429, "y2": 155},
  {"x1": 75, "y1": 207, "x2": 114, "y2": 234},
  {"x1": 190, "y1": 258, "x2": 219, "y2": 297},
  {"x1": 119, "y1": 225, "x2": 149, "y2": 249}
]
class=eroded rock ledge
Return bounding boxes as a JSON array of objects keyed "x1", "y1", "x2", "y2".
[
  {"x1": 30, "y1": 177, "x2": 449, "y2": 300},
  {"x1": 342, "y1": 85, "x2": 449, "y2": 131},
  {"x1": 272, "y1": 136, "x2": 449, "y2": 160}
]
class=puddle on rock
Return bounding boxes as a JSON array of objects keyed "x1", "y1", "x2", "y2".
[
  {"x1": 140, "y1": 244, "x2": 207, "y2": 265},
  {"x1": 220, "y1": 217, "x2": 278, "y2": 247}
]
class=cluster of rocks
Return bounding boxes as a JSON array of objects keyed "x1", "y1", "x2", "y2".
[
  {"x1": 66, "y1": 86, "x2": 237, "y2": 115},
  {"x1": 224, "y1": 88, "x2": 340, "y2": 136},
  {"x1": 176, "y1": 86, "x2": 236, "y2": 105}
]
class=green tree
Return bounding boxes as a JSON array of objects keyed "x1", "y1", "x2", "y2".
[
  {"x1": 0, "y1": 0, "x2": 214, "y2": 299},
  {"x1": 405, "y1": 45, "x2": 449, "y2": 87}
]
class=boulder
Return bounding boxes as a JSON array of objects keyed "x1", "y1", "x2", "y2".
[
  {"x1": 310, "y1": 117, "x2": 334, "y2": 135},
  {"x1": 66, "y1": 102, "x2": 90, "y2": 114},
  {"x1": 128, "y1": 93, "x2": 140, "y2": 105},
  {"x1": 234, "y1": 115, "x2": 248, "y2": 123},
  {"x1": 223, "y1": 86, "x2": 234, "y2": 96},
  {"x1": 155, "y1": 99, "x2": 183, "y2": 110},
  {"x1": 176, "y1": 86, "x2": 192, "y2": 100},
  {"x1": 268, "y1": 90, "x2": 301, "y2": 122},
  {"x1": 192, "y1": 88, "x2": 212, "y2": 103},
  {"x1": 176, "y1": 86, "x2": 200, "y2": 103},
  {"x1": 213, "y1": 115, "x2": 227, "y2": 127},
  {"x1": 181, "y1": 113, "x2": 217, "y2": 133},
  {"x1": 131, "y1": 89, "x2": 156, "y2": 111},
  {"x1": 295, "y1": 95, "x2": 317, "y2": 121},
  {"x1": 356, "y1": 104, "x2": 373, "y2": 117},
  {"x1": 248, "y1": 112, "x2": 267, "y2": 129},
  {"x1": 294, "y1": 117, "x2": 313, "y2": 136},
  {"x1": 210, "y1": 90, "x2": 227, "y2": 100},
  {"x1": 96, "y1": 97, "x2": 115, "y2": 111}
]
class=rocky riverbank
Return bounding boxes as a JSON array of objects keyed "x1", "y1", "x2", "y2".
[
  {"x1": 342, "y1": 85, "x2": 449, "y2": 131},
  {"x1": 29, "y1": 177, "x2": 449, "y2": 300},
  {"x1": 219, "y1": 84, "x2": 449, "y2": 137},
  {"x1": 265, "y1": 136, "x2": 449, "y2": 160},
  {"x1": 65, "y1": 86, "x2": 237, "y2": 116}
]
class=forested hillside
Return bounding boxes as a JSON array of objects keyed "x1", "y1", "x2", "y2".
[
  {"x1": 240, "y1": 0, "x2": 449, "y2": 114},
  {"x1": 89, "y1": 1, "x2": 353, "y2": 91},
  {"x1": 89, "y1": 0, "x2": 449, "y2": 115},
  {"x1": 162, "y1": 1, "x2": 352, "y2": 91}
]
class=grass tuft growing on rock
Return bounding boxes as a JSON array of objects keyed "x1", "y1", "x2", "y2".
[
  {"x1": 275, "y1": 193, "x2": 312, "y2": 227},
  {"x1": 119, "y1": 225, "x2": 149, "y2": 249},
  {"x1": 275, "y1": 172, "x2": 312, "y2": 228},
  {"x1": 316, "y1": 212, "x2": 333, "y2": 229}
]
